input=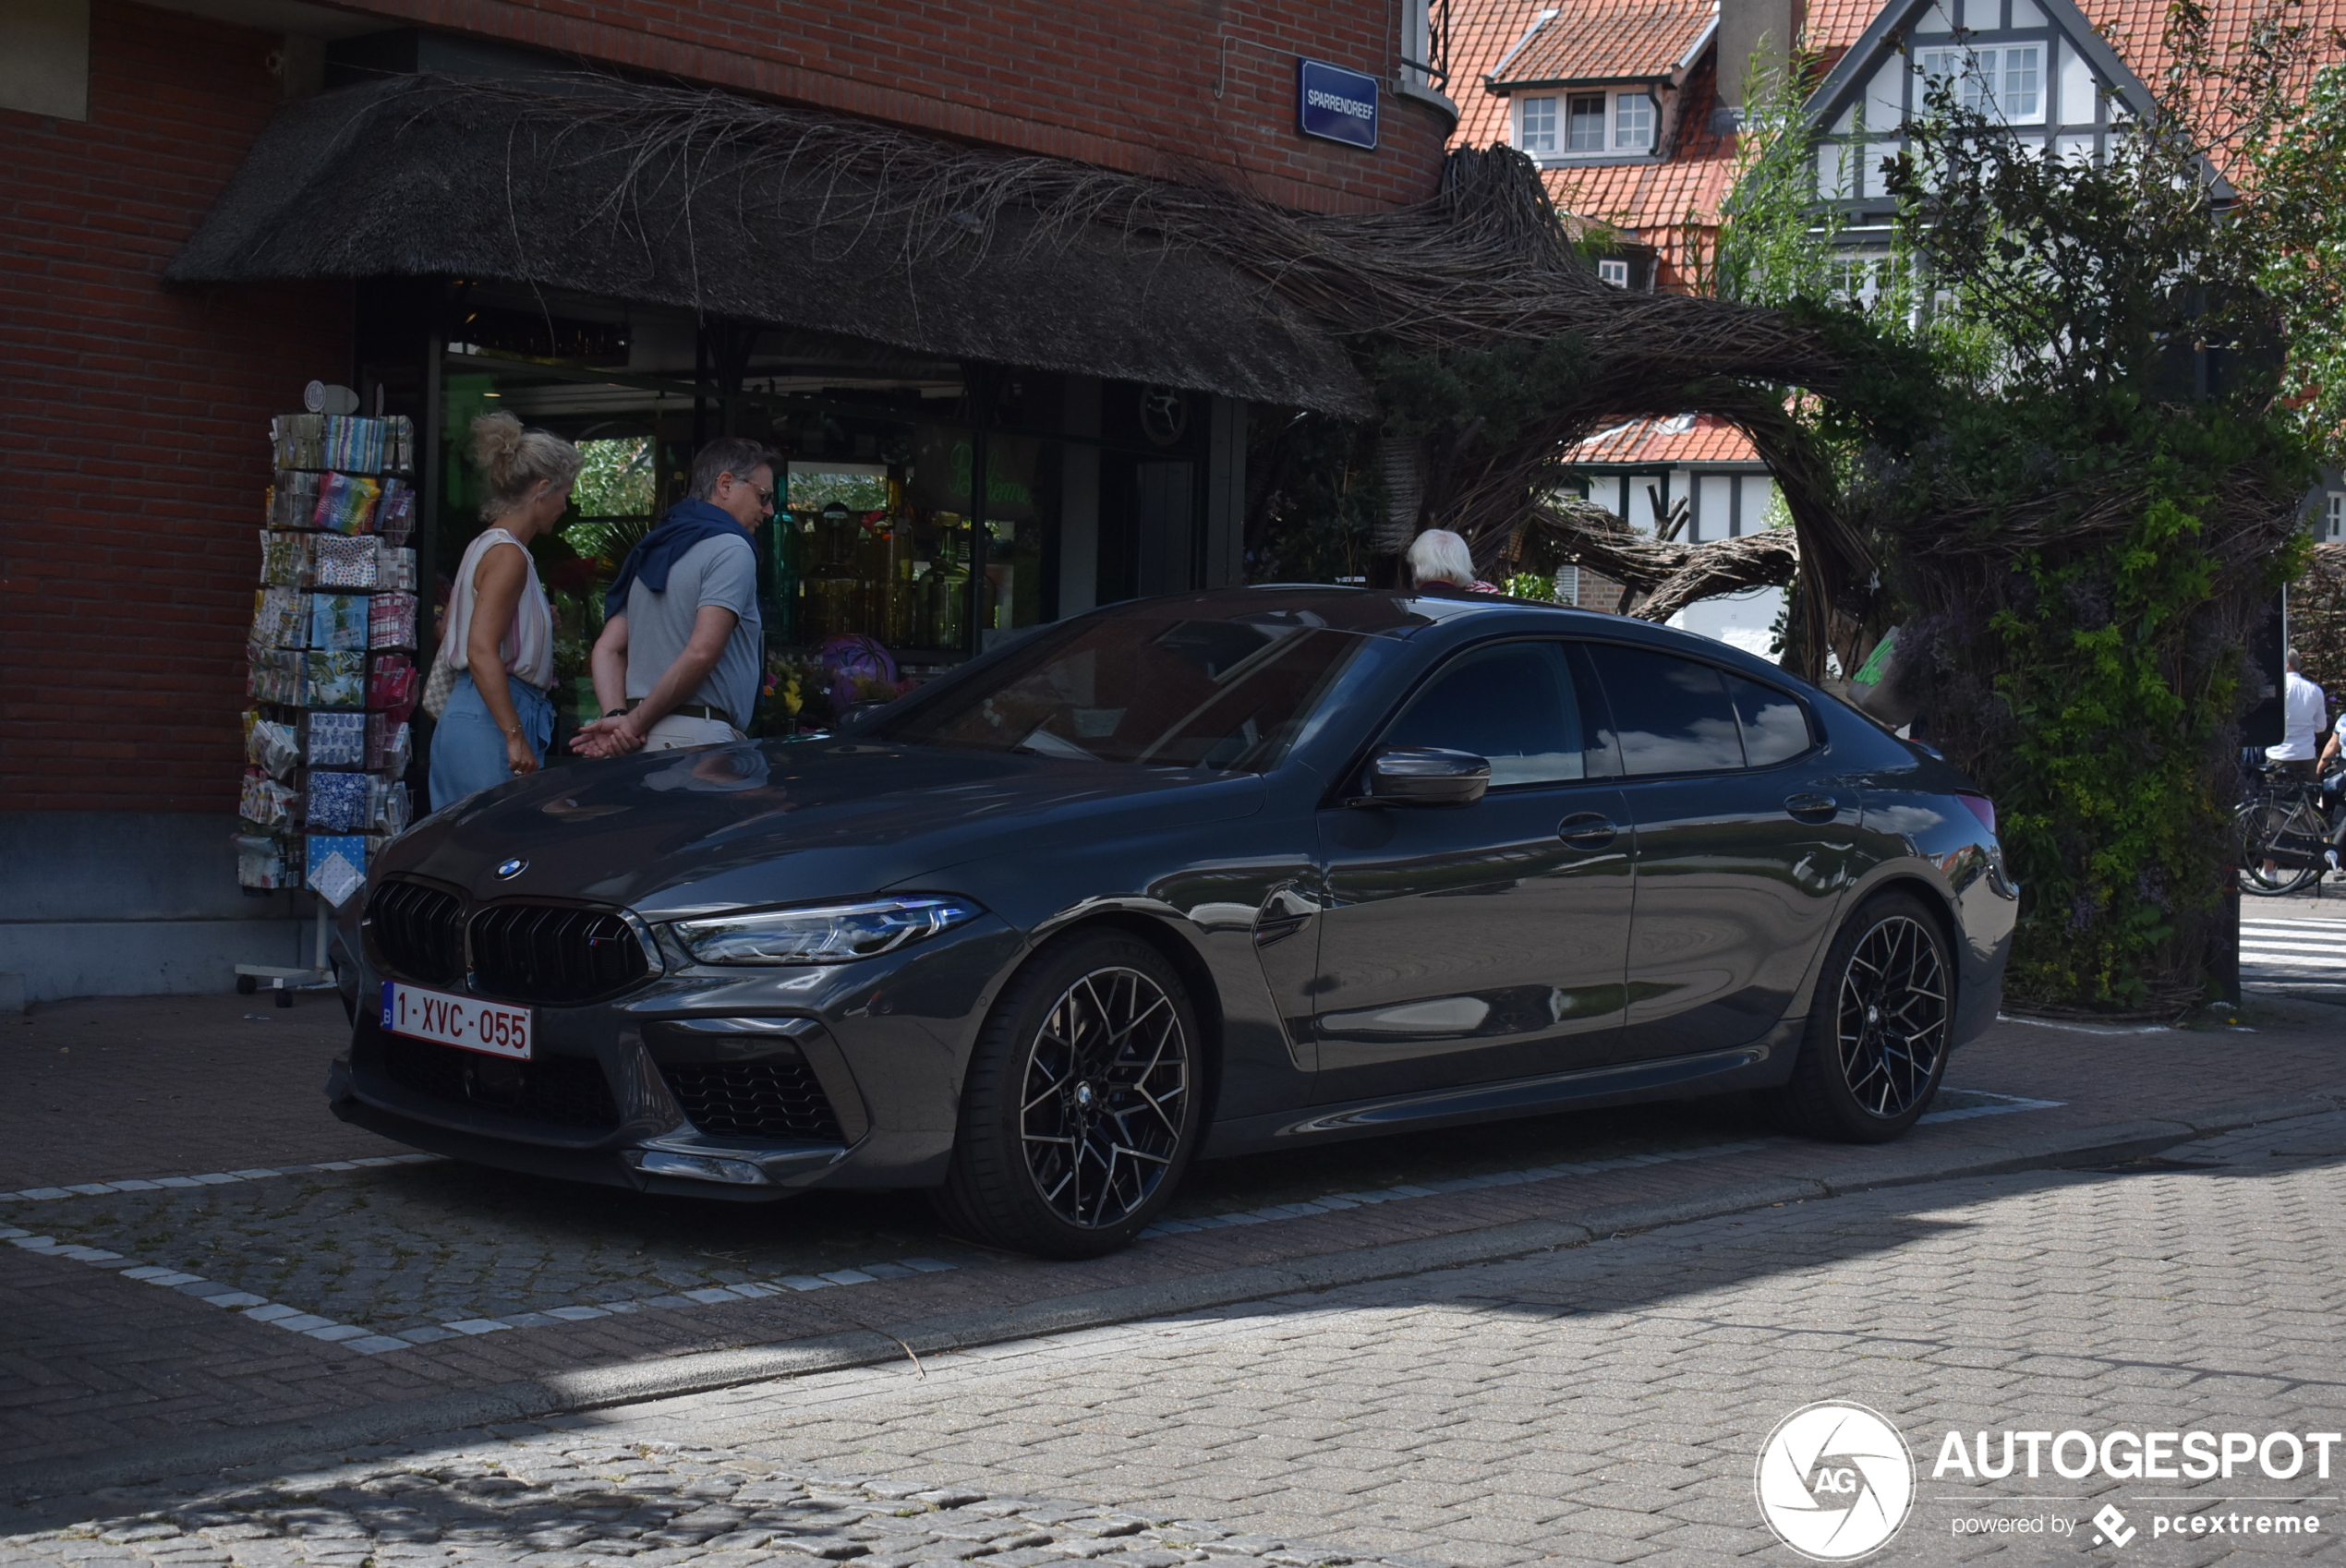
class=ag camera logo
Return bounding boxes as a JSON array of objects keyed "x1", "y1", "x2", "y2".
[{"x1": 1756, "y1": 1402, "x2": 1916, "y2": 1560}]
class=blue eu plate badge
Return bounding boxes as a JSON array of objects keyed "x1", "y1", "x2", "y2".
[{"x1": 1297, "y1": 58, "x2": 1378, "y2": 150}]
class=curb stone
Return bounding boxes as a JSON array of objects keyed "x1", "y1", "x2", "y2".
[{"x1": 4, "y1": 1097, "x2": 2335, "y2": 1506}]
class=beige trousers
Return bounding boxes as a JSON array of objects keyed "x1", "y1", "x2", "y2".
[{"x1": 642, "y1": 714, "x2": 745, "y2": 751}]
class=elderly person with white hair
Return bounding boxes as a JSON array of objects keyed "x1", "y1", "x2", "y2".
[{"x1": 1406, "y1": 528, "x2": 1498, "y2": 593}]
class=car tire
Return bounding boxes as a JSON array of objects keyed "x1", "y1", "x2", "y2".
[
  {"x1": 1771, "y1": 892, "x2": 1954, "y2": 1142},
  {"x1": 933, "y1": 930, "x2": 1204, "y2": 1260}
]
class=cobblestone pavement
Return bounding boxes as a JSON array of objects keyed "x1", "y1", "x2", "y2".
[
  {"x1": 4, "y1": 1094, "x2": 2032, "y2": 1349},
  {"x1": 6, "y1": 986, "x2": 2346, "y2": 1487},
  {"x1": 8, "y1": 1113, "x2": 2346, "y2": 1567}
]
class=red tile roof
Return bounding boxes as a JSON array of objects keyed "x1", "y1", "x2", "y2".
[
  {"x1": 1487, "y1": 0, "x2": 1719, "y2": 83},
  {"x1": 1446, "y1": 0, "x2": 1743, "y2": 243},
  {"x1": 1542, "y1": 52, "x2": 1742, "y2": 246},
  {"x1": 1566, "y1": 412, "x2": 1765, "y2": 464},
  {"x1": 1447, "y1": 0, "x2": 2346, "y2": 239}
]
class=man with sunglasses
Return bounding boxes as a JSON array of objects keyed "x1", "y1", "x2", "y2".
[{"x1": 574, "y1": 438, "x2": 777, "y2": 757}]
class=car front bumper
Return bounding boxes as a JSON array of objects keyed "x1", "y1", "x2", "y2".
[{"x1": 328, "y1": 919, "x2": 1026, "y2": 1200}]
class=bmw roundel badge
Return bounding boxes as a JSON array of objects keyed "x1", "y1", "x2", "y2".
[{"x1": 495, "y1": 858, "x2": 527, "y2": 879}]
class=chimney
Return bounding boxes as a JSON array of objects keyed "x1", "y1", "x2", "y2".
[{"x1": 1712, "y1": 0, "x2": 1806, "y2": 129}]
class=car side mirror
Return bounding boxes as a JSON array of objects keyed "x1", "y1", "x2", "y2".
[
  {"x1": 834, "y1": 701, "x2": 888, "y2": 732},
  {"x1": 1358, "y1": 746, "x2": 1490, "y2": 807}
]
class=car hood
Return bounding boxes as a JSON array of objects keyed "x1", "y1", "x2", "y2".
[{"x1": 381, "y1": 739, "x2": 1266, "y2": 920}]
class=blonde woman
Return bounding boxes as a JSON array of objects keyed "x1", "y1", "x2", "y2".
[{"x1": 428, "y1": 413, "x2": 582, "y2": 809}]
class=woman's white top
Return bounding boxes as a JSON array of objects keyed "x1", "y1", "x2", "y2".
[{"x1": 444, "y1": 526, "x2": 555, "y2": 691}]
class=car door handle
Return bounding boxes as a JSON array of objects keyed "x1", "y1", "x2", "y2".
[
  {"x1": 1557, "y1": 813, "x2": 1618, "y2": 849},
  {"x1": 1784, "y1": 792, "x2": 1841, "y2": 823}
]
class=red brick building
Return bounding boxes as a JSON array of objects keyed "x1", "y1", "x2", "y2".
[{"x1": 0, "y1": 0, "x2": 1459, "y2": 1001}]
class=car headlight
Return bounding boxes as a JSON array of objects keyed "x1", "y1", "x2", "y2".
[{"x1": 670, "y1": 896, "x2": 982, "y2": 966}]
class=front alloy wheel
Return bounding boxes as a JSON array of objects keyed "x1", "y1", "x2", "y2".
[
  {"x1": 1774, "y1": 892, "x2": 1953, "y2": 1141},
  {"x1": 934, "y1": 932, "x2": 1203, "y2": 1259}
]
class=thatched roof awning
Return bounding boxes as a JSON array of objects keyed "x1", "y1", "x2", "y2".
[{"x1": 168, "y1": 76, "x2": 1375, "y2": 417}]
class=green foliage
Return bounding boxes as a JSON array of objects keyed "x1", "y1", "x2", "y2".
[
  {"x1": 572, "y1": 435, "x2": 657, "y2": 519},
  {"x1": 1504, "y1": 572, "x2": 1559, "y2": 601},
  {"x1": 1243, "y1": 410, "x2": 1384, "y2": 582},
  {"x1": 2244, "y1": 61, "x2": 2346, "y2": 464},
  {"x1": 1816, "y1": 18, "x2": 2326, "y2": 1012},
  {"x1": 1373, "y1": 335, "x2": 1593, "y2": 449},
  {"x1": 1711, "y1": 49, "x2": 1846, "y2": 307},
  {"x1": 1982, "y1": 434, "x2": 2235, "y2": 1007}
]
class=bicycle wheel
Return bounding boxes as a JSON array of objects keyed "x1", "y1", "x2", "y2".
[{"x1": 2236, "y1": 799, "x2": 2319, "y2": 895}]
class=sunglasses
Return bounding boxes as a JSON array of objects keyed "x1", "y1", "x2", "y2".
[{"x1": 727, "y1": 475, "x2": 778, "y2": 512}]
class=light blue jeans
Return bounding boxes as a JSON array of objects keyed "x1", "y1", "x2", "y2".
[{"x1": 429, "y1": 671, "x2": 554, "y2": 810}]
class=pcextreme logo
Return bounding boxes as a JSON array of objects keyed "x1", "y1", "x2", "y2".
[{"x1": 1756, "y1": 1402, "x2": 1917, "y2": 1561}]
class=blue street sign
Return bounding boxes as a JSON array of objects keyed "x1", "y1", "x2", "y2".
[{"x1": 1297, "y1": 58, "x2": 1379, "y2": 150}]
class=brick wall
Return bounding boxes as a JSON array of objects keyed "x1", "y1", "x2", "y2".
[
  {"x1": 341, "y1": 0, "x2": 1453, "y2": 214},
  {"x1": 0, "y1": 0, "x2": 1447, "y2": 816},
  {"x1": 0, "y1": 1, "x2": 354, "y2": 814}
]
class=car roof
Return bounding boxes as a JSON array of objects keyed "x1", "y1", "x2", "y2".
[{"x1": 1094, "y1": 584, "x2": 1797, "y2": 684}]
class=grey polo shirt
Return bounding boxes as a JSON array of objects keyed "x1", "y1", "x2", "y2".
[{"x1": 623, "y1": 531, "x2": 762, "y2": 730}]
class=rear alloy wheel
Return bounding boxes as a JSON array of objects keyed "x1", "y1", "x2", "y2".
[
  {"x1": 1773, "y1": 893, "x2": 1953, "y2": 1141},
  {"x1": 933, "y1": 932, "x2": 1202, "y2": 1259}
]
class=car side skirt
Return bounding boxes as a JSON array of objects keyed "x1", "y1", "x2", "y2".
[{"x1": 1197, "y1": 1019, "x2": 1803, "y2": 1159}]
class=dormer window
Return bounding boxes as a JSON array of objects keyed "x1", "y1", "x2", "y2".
[
  {"x1": 1569, "y1": 93, "x2": 1609, "y2": 149},
  {"x1": 1520, "y1": 95, "x2": 1558, "y2": 152},
  {"x1": 1614, "y1": 92, "x2": 1654, "y2": 150},
  {"x1": 1517, "y1": 90, "x2": 1659, "y2": 158}
]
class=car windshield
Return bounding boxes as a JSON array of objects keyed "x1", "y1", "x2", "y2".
[{"x1": 869, "y1": 613, "x2": 1369, "y2": 772}]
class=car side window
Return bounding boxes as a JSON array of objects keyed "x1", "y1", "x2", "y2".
[
  {"x1": 1724, "y1": 672, "x2": 1814, "y2": 766},
  {"x1": 1585, "y1": 645, "x2": 1747, "y2": 775},
  {"x1": 1383, "y1": 641, "x2": 1599, "y2": 787}
]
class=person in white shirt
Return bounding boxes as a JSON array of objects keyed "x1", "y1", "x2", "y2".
[{"x1": 2267, "y1": 650, "x2": 2328, "y2": 779}]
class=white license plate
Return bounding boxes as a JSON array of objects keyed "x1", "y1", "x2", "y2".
[{"x1": 381, "y1": 981, "x2": 533, "y2": 1060}]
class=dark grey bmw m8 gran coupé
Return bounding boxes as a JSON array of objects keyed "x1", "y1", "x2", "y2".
[{"x1": 332, "y1": 585, "x2": 2014, "y2": 1258}]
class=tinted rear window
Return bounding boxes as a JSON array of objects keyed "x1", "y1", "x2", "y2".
[
  {"x1": 1725, "y1": 673, "x2": 1813, "y2": 766},
  {"x1": 1586, "y1": 645, "x2": 1746, "y2": 775}
]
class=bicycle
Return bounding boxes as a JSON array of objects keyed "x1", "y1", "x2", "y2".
[{"x1": 2236, "y1": 760, "x2": 2344, "y2": 896}]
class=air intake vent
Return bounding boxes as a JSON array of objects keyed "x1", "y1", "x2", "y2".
[
  {"x1": 380, "y1": 1035, "x2": 620, "y2": 1128},
  {"x1": 467, "y1": 903, "x2": 651, "y2": 1005},
  {"x1": 659, "y1": 1060, "x2": 844, "y2": 1142},
  {"x1": 367, "y1": 879, "x2": 466, "y2": 987}
]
